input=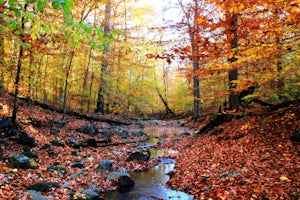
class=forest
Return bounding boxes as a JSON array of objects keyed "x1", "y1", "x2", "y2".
[{"x1": 0, "y1": 0, "x2": 299, "y2": 199}]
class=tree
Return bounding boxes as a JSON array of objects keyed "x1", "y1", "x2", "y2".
[
  {"x1": 177, "y1": 0, "x2": 202, "y2": 116},
  {"x1": 95, "y1": 0, "x2": 112, "y2": 114}
]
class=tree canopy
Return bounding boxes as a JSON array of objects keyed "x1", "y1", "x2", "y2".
[{"x1": 0, "y1": 0, "x2": 299, "y2": 118}]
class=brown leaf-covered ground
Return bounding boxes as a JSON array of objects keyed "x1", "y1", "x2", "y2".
[
  {"x1": 0, "y1": 88, "x2": 299, "y2": 200},
  {"x1": 164, "y1": 105, "x2": 300, "y2": 200},
  {"x1": 0, "y1": 90, "x2": 158, "y2": 199}
]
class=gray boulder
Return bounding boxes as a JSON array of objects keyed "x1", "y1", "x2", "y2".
[
  {"x1": 131, "y1": 129, "x2": 147, "y2": 137},
  {"x1": 118, "y1": 175, "x2": 134, "y2": 193},
  {"x1": 98, "y1": 159, "x2": 113, "y2": 171},
  {"x1": 110, "y1": 126, "x2": 129, "y2": 139},
  {"x1": 16, "y1": 131, "x2": 37, "y2": 147},
  {"x1": 79, "y1": 189, "x2": 99, "y2": 200},
  {"x1": 108, "y1": 167, "x2": 130, "y2": 180},
  {"x1": 126, "y1": 150, "x2": 151, "y2": 162},
  {"x1": 77, "y1": 125, "x2": 97, "y2": 136},
  {"x1": 27, "y1": 190, "x2": 48, "y2": 200},
  {"x1": 66, "y1": 139, "x2": 80, "y2": 149}
]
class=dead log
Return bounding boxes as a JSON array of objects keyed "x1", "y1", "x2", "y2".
[
  {"x1": 197, "y1": 113, "x2": 243, "y2": 135},
  {"x1": 269, "y1": 99, "x2": 300, "y2": 111},
  {"x1": 252, "y1": 99, "x2": 274, "y2": 107},
  {"x1": 14, "y1": 96, "x2": 131, "y2": 125}
]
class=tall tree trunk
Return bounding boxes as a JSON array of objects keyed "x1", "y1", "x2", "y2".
[
  {"x1": 154, "y1": 67, "x2": 174, "y2": 115},
  {"x1": 228, "y1": 13, "x2": 239, "y2": 110},
  {"x1": 192, "y1": 0, "x2": 201, "y2": 116},
  {"x1": 0, "y1": 5, "x2": 4, "y2": 88},
  {"x1": 81, "y1": 47, "x2": 92, "y2": 112},
  {"x1": 34, "y1": 54, "x2": 43, "y2": 100},
  {"x1": 95, "y1": 0, "x2": 112, "y2": 113},
  {"x1": 178, "y1": 0, "x2": 201, "y2": 116},
  {"x1": 87, "y1": 64, "x2": 94, "y2": 113},
  {"x1": 12, "y1": 3, "x2": 28, "y2": 125},
  {"x1": 43, "y1": 55, "x2": 48, "y2": 102},
  {"x1": 27, "y1": 40, "x2": 34, "y2": 105},
  {"x1": 8, "y1": 39, "x2": 16, "y2": 90},
  {"x1": 192, "y1": 35, "x2": 201, "y2": 116},
  {"x1": 61, "y1": 51, "x2": 74, "y2": 121}
]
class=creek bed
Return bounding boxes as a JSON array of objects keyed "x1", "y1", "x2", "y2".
[{"x1": 105, "y1": 131, "x2": 193, "y2": 199}]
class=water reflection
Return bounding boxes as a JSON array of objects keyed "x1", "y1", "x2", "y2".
[
  {"x1": 104, "y1": 162, "x2": 193, "y2": 200},
  {"x1": 143, "y1": 127, "x2": 177, "y2": 138}
]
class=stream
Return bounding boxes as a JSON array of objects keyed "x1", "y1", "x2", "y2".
[{"x1": 104, "y1": 124, "x2": 194, "y2": 200}]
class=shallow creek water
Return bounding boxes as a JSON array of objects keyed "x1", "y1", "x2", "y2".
[{"x1": 104, "y1": 125, "x2": 194, "y2": 200}]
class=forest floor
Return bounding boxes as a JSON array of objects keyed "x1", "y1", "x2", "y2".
[
  {"x1": 0, "y1": 89, "x2": 299, "y2": 200},
  {"x1": 165, "y1": 104, "x2": 300, "y2": 199}
]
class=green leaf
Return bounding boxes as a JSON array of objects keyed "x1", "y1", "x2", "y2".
[
  {"x1": 41, "y1": 24, "x2": 51, "y2": 34},
  {"x1": 14, "y1": 9, "x2": 21, "y2": 18},
  {"x1": 26, "y1": 0, "x2": 36, "y2": 3},
  {"x1": 71, "y1": 41, "x2": 78, "y2": 47},
  {"x1": 63, "y1": 7, "x2": 72, "y2": 21},
  {"x1": 8, "y1": 0, "x2": 16, "y2": 7},
  {"x1": 65, "y1": 0, "x2": 74, "y2": 9},
  {"x1": 52, "y1": 0, "x2": 64, "y2": 9},
  {"x1": 96, "y1": 26, "x2": 104, "y2": 37},
  {"x1": 28, "y1": 12, "x2": 35, "y2": 20},
  {"x1": 0, "y1": 0, "x2": 5, "y2": 4},
  {"x1": 79, "y1": 22, "x2": 92, "y2": 34},
  {"x1": 37, "y1": 0, "x2": 47, "y2": 12},
  {"x1": 10, "y1": 21, "x2": 17, "y2": 31}
]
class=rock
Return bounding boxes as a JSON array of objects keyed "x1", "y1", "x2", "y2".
[
  {"x1": 78, "y1": 189, "x2": 99, "y2": 200},
  {"x1": 50, "y1": 139, "x2": 65, "y2": 147},
  {"x1": 47, "y1": 149, "x2": 58, "y2": 157},
  {"x1": 27, "y1": 182, "x2": 59, "y2": 192},
  {"x1": 77, "y1": 125, "x2": 97, "y2": 136},
  {"x1": 126, "y1": 150, "x2": 151, "y2": 161},
  {"x1": 220, "y1": 170, "x2": 241, "y2": 178},
  {"x1": 176, "y1": 130, "x2": 193, "y2": 136},
  {"x1": 47, "y1": 164, "x2": 67, "y2": 175},
  {"x1": 118, "y1": 175, "x2": 134, "y2": 193},
  {"x1": 0, "y1": 118, "x2": 10, "y2": 130},
  {"x1": 50, "y1": 128, "x2": 60, "y2": 135},
  {"x1": 80, "y1": 138, "x2": 97, "y2": 147},
  {"x1": 131, "y1": 129, "x2": 147, "y2": 137},
  {"x1": 27, "y1": 190, "x2": 48, "y2": 200},
  {"x1": 7, "y1": 155, "x2": 38, "y2": 169},
  {"x1": 120, "y1": 131, "x2": 129, "y2": 139},
  {"x1": 72, "y1": 150, "x2": 79, "y2": 156},
  {"x1": 50, "y1": 119, "x2": 66, "y2": 127},
  {"x1": 23, "y1": 146, "x2": 38, "y2": 159},
  {"x1": 72, "y1": 160, "x2": 84, "y2": 168},
  {"x1": 15, "y1": 131, "x2": 37, "y2": 147},
  {"x1": 99, "y1": 130, "x2": 110, "y2": 139},
  {"x1": 110, "y1": 126, "x2": 129, "y2": 139},
  {"x1": 40, "y1": 144, "x2": 51, "y2": 150},
  {"x1": 98, "y1": 159, "x2": 113, "y2": 171},
  {"x1": 108, "y1": 167, "x2": 130, "y2": 180},
  {"x1": 290, "y1": 130, "x2": 300, "y2": 142},
  {"x1": 66, "y1": 139, "x2": 81, "y2": 149}
]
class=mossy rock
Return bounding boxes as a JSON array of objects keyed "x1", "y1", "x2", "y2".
[
  {"x1": 7, "y1": 155, "x2": 38, "y2": 169},
  {"x1": 47, "y1": 164, "x2": 67, "y2": 175}
]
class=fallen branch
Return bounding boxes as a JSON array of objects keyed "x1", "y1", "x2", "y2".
[
  {"x1": 15, "y1": 96, "x2": 131, "y2": 125},
  {"x1": 197, "y1": 113, "x2": 242, "y2": 135},
  {"x1": 252, "y1": 99, "x2": 274, "y2": 107}
]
